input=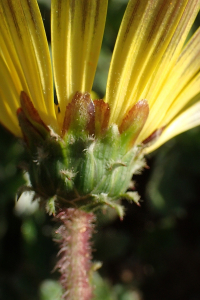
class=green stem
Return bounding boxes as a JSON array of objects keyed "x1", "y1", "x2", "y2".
[{"x1": 55, "y1": 208, "x2": 95, "y2": 300}]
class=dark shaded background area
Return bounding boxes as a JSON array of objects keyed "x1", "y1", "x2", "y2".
[{"x1": 1, "y1": 1, "x2": 200, "y2": 299}]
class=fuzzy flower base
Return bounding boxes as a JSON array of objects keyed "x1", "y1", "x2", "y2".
[{"x1": 55, "y1": 208, "x2": 95, "y2": 300}]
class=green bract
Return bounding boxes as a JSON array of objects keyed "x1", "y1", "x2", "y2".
[{"x1": 18, "y1": 92, "x2": 145, "y2": 219}]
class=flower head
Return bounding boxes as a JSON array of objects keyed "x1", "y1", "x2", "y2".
[{"x1": 0, "y1": 0, "x2": 200, "y2": 215}]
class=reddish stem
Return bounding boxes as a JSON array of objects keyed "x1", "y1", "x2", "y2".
[{"x1": 55, "y1": 208, "x2": 95, "y2": 300}]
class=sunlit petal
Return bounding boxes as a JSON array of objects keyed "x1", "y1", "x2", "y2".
[
  {"x1": 52, "y1": 0, "x2": 108, "y2": 123},
  {"x1": 0, "y1": 0, "x2": 57, "y2": 131},
  {"x1": 0, "y1": 56, "x2": 22, "y2": 136},
  {"x1": 105, "y1": 0, "x2": 200, "y2": 129},
  {"x1": 162, "y1": 73, "x2": 200, "y2": 127},
  {"x1": 146, "y1": 101, "x2": 200, "y2": 153},
  {"x1": 139, "y1": 24, "x2": 200, "y2": 142},
  {"x1": 158, "y1": 28, "x2": 200, "y2": 126}
]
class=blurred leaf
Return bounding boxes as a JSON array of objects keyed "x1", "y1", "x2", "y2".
[
  {"x1": 93, "y1": 272, "x2": 115, "y2": 300},
  {"x1": 39, "y1": 280, "x2": 62, "y2": 300}
]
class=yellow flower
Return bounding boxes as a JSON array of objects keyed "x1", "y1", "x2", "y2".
[
  {"x1": 105, "y1": 0, "x2": 200, "y2": 152},
  {"x1": 0, "y1": 0, "x2": 200, "y2": 153}
]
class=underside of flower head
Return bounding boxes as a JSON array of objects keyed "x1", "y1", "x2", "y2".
[
  {"x1": 0, "y1": 0, "x2": 200, "y2": 213},
  {"x1": 17, "y1": 90, "x2": 145, "y2": 218}
]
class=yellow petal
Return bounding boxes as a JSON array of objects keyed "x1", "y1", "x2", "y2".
[
  {"x1": 0, "y1": 0, "x2": 57, "y2": 131},
  {"x1": 51, "y1": 0, "x2": 108, "y2": 124},
  {"x1": 0, "y1": 5, "x2": 26, "y2": 91},
  {"x1": 163, "y1": 73, "x2": 200, "y2": 127},
  {"x1": 146, "y1": 101, "x2": 200, "y2": 153},
  {"x1": 158, "y1": 28, "x2": 200, "y2": 126},
  {"x1": 0, "y1": 100, "x2": 21, "y2": 137},
  {"x1": 0, "y1": 56, "x2": 22, "y2": 136},
  {"x1": 105, "y1": 0, "x2": 200, "y2": 127},
  {"x1": 139, "y1": 25, "x2": 200, "y2": 141}
]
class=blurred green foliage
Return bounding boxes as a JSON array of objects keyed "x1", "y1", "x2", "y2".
[{"x1": 1, "y1": 1, "x2": 200, "y2": 299}]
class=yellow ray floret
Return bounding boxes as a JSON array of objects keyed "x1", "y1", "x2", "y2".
[
  {"x1": 105, "y1": 0, "x2": 200, "y2": 132},
  {"x1": 0, "y1": 56, "x2": 22, "y2": 136},
  {"x1": 159, "y1": 28, "x2": 200, "y2": 126},
  {"x1": 0, "y1": 0, "x2": 58, "y2": 132},
  {"x1": 51, "y1": 0, "x2": 108, "y2": 124},
  {"x1": 138, "y1": 26, "x2": 200, "y2": 143},
  {"x1": 146, "y1": 101, "x2": 200, "y2": 153}
]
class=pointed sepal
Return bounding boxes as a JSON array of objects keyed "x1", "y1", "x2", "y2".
[
  {"x1": 92, "y1": 193, "x2": 125, "y2": 220},
  {"x1": 120, "y1": 191, "x2": 141, "y2": 207},
  {"x1": 20, "y1": 91, "x2": 50, "y2": 138},
  {"x1": 62, "y1": 92, "x2": 95, "y2": 137},
  {"x1": 119, "y1": 99, "x2": 149, "y2": 148},
  {"x1": 17, "y1": 108, "x2": 45, "y2": 150},
  {"x1": 93, "y1": 99, "x2": 110, "y2": 136},
  {"x1": 142, "y1": 126, "x2": 166, "y2": 147}
]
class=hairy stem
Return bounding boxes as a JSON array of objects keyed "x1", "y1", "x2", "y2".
[{"x1": 55, "y1": 208, "x2": 95, "y2": 300}]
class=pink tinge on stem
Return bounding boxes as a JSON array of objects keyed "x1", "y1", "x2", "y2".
[{"x1": 55, "y1": 208, "x2": 95, "y2": 300}]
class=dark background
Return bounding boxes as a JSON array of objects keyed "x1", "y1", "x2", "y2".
[{"x1": 0, "y1": 1, "x2": 200, "y2": 299}]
